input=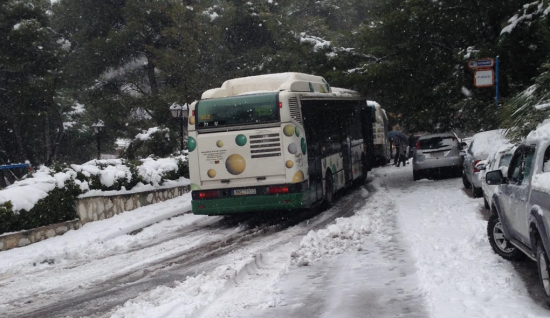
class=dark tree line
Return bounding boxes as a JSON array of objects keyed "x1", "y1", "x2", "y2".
[{"x1": 1, "y1": 0, "x2": 548, "y2": 166}]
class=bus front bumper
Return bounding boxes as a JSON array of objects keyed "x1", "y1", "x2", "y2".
[{"x1": 192, "y1": 192, "x2": 308, "y2": 215}]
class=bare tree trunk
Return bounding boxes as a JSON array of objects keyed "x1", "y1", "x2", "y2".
[
  {"x1": 146, "y1": 54, "x2": 159, "y2": 96},
  {"x1": 44, "y1": 111, "x2": 51, "y2": 164},
  {"x1": 47, "y1": 109, "x2": 64, "y2": 166},
  {"x1": 11, "y1": 120, "x2": 27, "y2": 163}
]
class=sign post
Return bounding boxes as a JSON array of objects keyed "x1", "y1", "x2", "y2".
[
  {"x1": 495, "y1": 56, "x2": 499, "y2": 107},
  {"x1": 468, "y1": 57, "x2": 499, "y2": 107}
]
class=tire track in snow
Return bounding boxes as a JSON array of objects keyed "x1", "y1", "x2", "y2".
[{"x1": 8, "y1": 185, "x2": 368, "y2": 318}]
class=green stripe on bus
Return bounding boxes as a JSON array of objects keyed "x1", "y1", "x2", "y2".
[{"x1": 192, "y1": 192, "x2": 314, "y2": 215}]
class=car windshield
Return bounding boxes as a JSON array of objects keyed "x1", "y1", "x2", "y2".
[{"x1": 418, "y1": 136, "x2": 456, "y2": 150}]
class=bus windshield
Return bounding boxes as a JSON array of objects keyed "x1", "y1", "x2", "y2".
[{"x1": 196, "y1": 93, "x2": 279, "y2": 128}]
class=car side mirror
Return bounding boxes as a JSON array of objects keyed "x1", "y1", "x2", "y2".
[{"x1": 486, "y1": 170, "x2": 506, "y2": 185}]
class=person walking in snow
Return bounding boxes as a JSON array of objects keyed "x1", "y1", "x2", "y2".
[{"x1": 396, "y1": 140, "x2": 408, "y2": 167}]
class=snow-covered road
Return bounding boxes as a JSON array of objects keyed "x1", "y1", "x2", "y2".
[{"x1": 1, "y1": 164, "x2": 550, "y2": 317}]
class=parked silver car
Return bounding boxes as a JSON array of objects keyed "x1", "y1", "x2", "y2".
[
  {"x1": 462, "y1": 130, "x2": 510, "y2": 197},
  {"x1": 412, "y1": 133, "x2": 464, "y2": 181}
]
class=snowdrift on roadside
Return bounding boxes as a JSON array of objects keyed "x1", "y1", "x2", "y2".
[{"x1": 291, "y1": 187, "x2": 392, "y2": 266}]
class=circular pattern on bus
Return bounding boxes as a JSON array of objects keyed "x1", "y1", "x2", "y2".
[
  {"x1": 226, "y1": 154, "x2": 246, "y2": 175},
  {"x1": 295, "y1": 127, "x2": 300, "y2": 137},
  {"x1": 286, "y1": 160, "x2": 294, "y2": 168},
  {"x1": 235, "y1": 134, "x2": 247, "y2": 146},
  {"x1": 301, "y1": 138, "x2": 307, "y2": 155},
  {"x1": 288, "y1": 143, "x2": 297, "y2": 154},
  {"x1": 190, "y1": 183, "x2": 200, "y2": 190},
  {"x1": 207, "y1": 169, "x2": 216, "y2": 178},
  {"x1": 189, "y1": 116, "x2": 195, "y2": 125},
  {"x1": 283, "y1": 125, "x2": 294, "y2": 137},
  {"x1": 292, "y1": 170, "x2": 304, "y2": 183},
  {"x1": 188, "y1": 137, "x2": 197, "y2": 152},
  {"x1": 216, "y1": 140, "x2": 224, "y2": 148}
]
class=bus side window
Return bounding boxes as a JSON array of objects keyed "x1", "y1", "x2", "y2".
[{"x1": 350, "y1": 104, "x2": 362, "y2": 141}]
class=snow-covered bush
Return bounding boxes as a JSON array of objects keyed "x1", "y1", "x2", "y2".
[
  {"x1": 0, "y1": 180, "x2": 81, "y2": 235},
  {"x1": 0, "y1": 155, "x2": 188, "y2": 235},
  {"x1": 123, "y1": 126, "x2": 179, "y2": 160}
]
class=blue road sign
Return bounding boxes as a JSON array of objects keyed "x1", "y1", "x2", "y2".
[{"x1": 468, "y1": 58, "x2": 495, "y2": 69}]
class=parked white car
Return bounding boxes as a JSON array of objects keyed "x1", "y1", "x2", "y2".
[
  {"x1": 480, "y1": 144, "x2": 516, "y2": 209},
  {"x1": 462, "y1": 130, "x2": 511, "y2": 197}
]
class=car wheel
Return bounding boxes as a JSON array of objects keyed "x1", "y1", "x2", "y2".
[
  {"x1": 323, "y1": 173, "x2": 334, "y2": 208},
  {"x1": 537, "y1": 243, "x2": 550, "y2": 306},
  {"x1": 487, "y1": 214, "x2": 525, "y2": 261},
  {"x1": 462, "y1": 173, "x2": 472, "y2": 189},
  {"x1": 413, "y1": 170, "x2": 421, "y2": 181},
  {"x1": 473, "y1": 186, "x2": 483, "y2": 198},
  {"x1": 484, "y1": 197, "x2": 490, "y2": 210}
]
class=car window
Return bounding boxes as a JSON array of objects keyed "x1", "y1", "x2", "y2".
[
  {"x1": 508, "y1": 153, "x2": 523, "y2": 184},
  {"x1": 467, "y1": 140, "x2": 474, "y2": 155},
  {"x1": 418, "y1": 136, "x2": 457, "y2": 150},
  {"x1": 499, "y1": 153, "x2": 512, "y2": 168},
  {"x1": 543, "y1": 145, "x2": 550, "y2": 172},
  {"x1": 520, "y1": 149, "x2": 535, "y2": 185}
]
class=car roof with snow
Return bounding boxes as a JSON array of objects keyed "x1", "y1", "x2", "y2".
[{"x1": 470, "y1": 129, "x2": 511, "y2": 158}]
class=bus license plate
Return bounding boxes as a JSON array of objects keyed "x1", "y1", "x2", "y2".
[
  {"x1": 233, "y1": 189, "x2": 256, "y2": 196},
  {"x1": 430, "y1": 151, "x2": 444, "y2": 158}
]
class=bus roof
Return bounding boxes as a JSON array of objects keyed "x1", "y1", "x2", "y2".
[{"x1": 202, "y1": 72, "x2": 351, "y2": 99}]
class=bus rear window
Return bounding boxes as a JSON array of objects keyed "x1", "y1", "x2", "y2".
[{"x1": 196, "y1": 93, "x2": 279, "y2": 128}]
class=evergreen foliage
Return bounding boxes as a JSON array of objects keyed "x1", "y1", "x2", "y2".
[
  {"x1": 123, "y1": 126, "x2": 178, "y2": 160},
  {"x1": 1, "y1": 0, "x2": 550, "y2": 165}
]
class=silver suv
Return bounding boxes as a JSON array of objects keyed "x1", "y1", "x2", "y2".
[
  {"x1": 412, "y1": 133, "x2": 464, "y2": 181},
  {"x1": 485, "y1": 139, "x2": 550, "y2": 305}
]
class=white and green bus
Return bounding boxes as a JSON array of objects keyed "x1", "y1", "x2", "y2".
[{"x1": 187, "y1": 73, "x2": 375, "y2": 215}]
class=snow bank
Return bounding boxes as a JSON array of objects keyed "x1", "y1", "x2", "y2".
[{"x1": 291, "y1": 187, "x2": 392, "y2": 267}]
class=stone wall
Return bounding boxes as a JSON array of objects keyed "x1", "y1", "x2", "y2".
[
  {"x1": 0, "y1": 220, "x2": 81, "y2": 251},
  {"x1": 0, "y1": 185, "x2": 190, "y2": 251},
  {"x1": 76, "y1": 185, "x2": 190, "y2": 224}
]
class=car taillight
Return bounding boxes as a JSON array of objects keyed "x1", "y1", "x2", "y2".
[
  {"x1": 268, "y1": 186, "x2": 289, "y2": 194},
  {"x1": 198, "y1": 191, "x2": 218, "y2": 199},
  {"x1": 473, "y1": 160, "x2": 482, "y2": 173},
  {"x1": 415, "y1": 141, "x2": 420, "y2": 149}
]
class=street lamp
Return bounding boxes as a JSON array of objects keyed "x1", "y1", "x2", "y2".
[
  {"x1": 170, "y1": 103, "x2": 188, "y2": 152},
  {"x1": 91, "y1": 120, "x2": 105, "y2": 160}
]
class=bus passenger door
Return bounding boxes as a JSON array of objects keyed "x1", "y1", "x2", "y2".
[
  {"x1": 340, "y1": 103, "x2": 353, "y2": 185},
  {"x1": 303, "y1": 109, "x2": 324, "y2": 202}
]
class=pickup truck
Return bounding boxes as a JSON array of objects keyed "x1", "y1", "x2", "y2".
[{"x1": 485, "y1": 139, "x2": 550, "y2": 306}]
